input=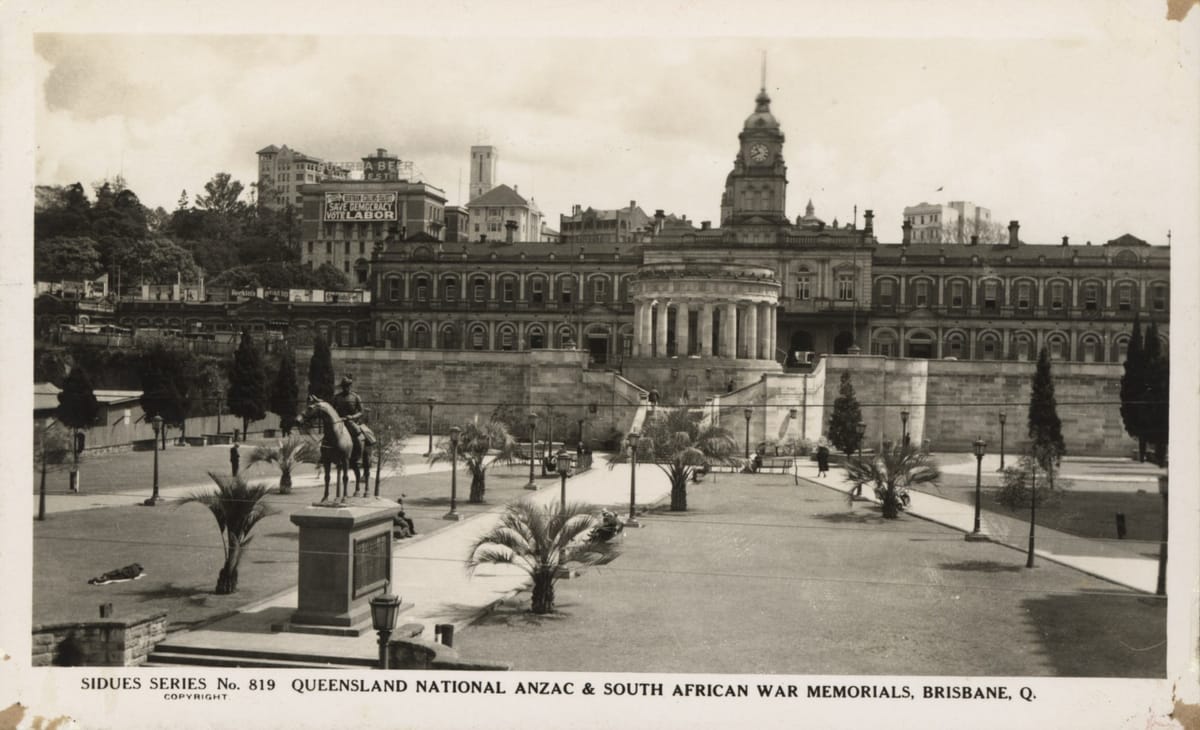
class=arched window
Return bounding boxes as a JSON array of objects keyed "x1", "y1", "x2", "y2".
[
  {"x1": 471, "y1": 276, "x2": 488, "y2": 303},
  {"x1": 384, "y1": 323, "x2": 401, "y2": 348},
  {"x1": 527, "y1": 325, "x2": 546, "y2": 349},
  {"x1": 1081, "y1": 336, "x2": 1101, "y2": 363},
  {"x1": 412, "y1": 323, "x2": 430, "y2": 349},
  {"x1": 469, "y1": 324, "x2": 488, "y2": 350},
  {"x1": 946, "y1": 332, "x2": 965, "y2": 359},
  {"x1": 497, "y1": 325, "x2": 516, "y2": 351},
  {"x1": 556, "y1": 326, "x2": 575, "y2": 349},
  {"x1": 440, "y1": 324, "x2": 459, "y2": 350},
  {"x1": 979, "y1": 333, "x2": 1000, "y2": 360},
  {"x1": 413, "y1": 276, "x2": 430, "y2": 302},
  {"x1": 1014, "y1": 334, "x2": 1034, "y2": 361},
  {"x1": 1047, "y1": 334, "x2": 1068, "y2": 361},
  {"x1": 442, "y1": 276, "x2": 458, "y2": 303}
]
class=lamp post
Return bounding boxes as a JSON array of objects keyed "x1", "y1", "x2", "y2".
[
  {"x1": 443, "y1": 426, "x2": 462, "y2": 521},
  {"x1": 369, "y1": 584, "x2": 401, "y2": 669},
  {"x1": 788, "y1": 408, "x2": 799, "y2": 484},
  {"x1": 524, "y1": 412, "x2": 539, "y2": 490},
  {"x1": 899, "y1": 409, "x2": 909, "y2": 446},
  {"x1": 143, "y1": 415, "x2": 164, "y2": 506},
  {"x1": 556, "y1": 448, "x2": 573, "y2": 578},
  {"x1": 423, "y1": 397, "x2": 435, "y2": 457},
  {"x1": 626, "y1": 431, "x2": 640, "y2": 527},
  {"x1": 967, "y1": 437, "x2": 987, "y2": 541},
  {"x1": 997, "y1": 412, "x2": 1007, "y2": 471},
  {"x1": 743, "y1": 407, "x2": 753, "y2": 460}
]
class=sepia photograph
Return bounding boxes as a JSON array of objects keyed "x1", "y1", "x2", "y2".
[{"x1": 2, "y1": 2, "x2": 1198, "y2": 728}]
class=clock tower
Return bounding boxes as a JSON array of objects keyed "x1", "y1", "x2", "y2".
[{"x1": 720, "y1": 85, "x2": 788, "y2": 226}]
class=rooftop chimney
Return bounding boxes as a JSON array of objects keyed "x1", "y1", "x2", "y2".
[
  {"x1": 630, "y1": 200, "x2": 636, "y2": 210},
  {"x1": 970, "y1": 234, "x2": 979, "y2": 246},
  {"x1": 1008, "y1": 221, "x2": 1020, "y2": 246},
  {"x1": 1061, "y1": 236, "x2": 1069, "y2": 246},
  {"x1": 505, "y1": 219, "x2": 517, "y2": 243},
  {"x1": 701, "y1": 221, "x2": 711, "y2": 230},
  {"x1": 901, "y1": 219, "x2": 912, "y2": 244},
  {"x1": 863, "y1": 209, "x2": 874, "y2": 235},
  {"x1": 376, "y1": 148, "x2": 387, "y2": 157}
]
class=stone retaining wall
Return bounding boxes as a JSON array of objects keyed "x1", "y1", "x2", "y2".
[{"x1": 32, "y1": 611, "x2": 168, "y2": 666}]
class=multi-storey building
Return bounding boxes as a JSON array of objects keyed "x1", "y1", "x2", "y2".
[
  {"x1": 465, "y1": 184, "x2": 543, "y2": 243},
  {"x1": 559, "y1": 202, "x2": 654, "y2": 244},
  {"x1": 903, "y1": 200, "x2": 996, "y2": 244},
  {"x1": 256, "y1": 144, "x2": 350, "y2": 213}
]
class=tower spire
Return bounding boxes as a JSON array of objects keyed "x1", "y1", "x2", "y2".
[{"x1": 760, "y1": 51, "x2": 766, "y2": 92}]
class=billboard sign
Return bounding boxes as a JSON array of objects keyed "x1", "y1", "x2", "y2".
[{"x1": 323, "y1": 192, "x2": 398, "y2": 221}]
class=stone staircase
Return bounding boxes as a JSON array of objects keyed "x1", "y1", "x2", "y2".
[{"x1": 144, "y1": 641, "x2": 377, "y2": 669}]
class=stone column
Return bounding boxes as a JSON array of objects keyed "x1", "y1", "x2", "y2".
[
  {"x1": 655, "y1": 301, "x2": 669, "y2": 358},
  {"x1": 722, "y1": 303, "x2": 737, "y2": 358},
  {"x1": 699, "y1": 303, "x2": 713, "y2": 357},
  {"x1": 768, "y1": 305, "x2": 777, "y2": 361},
  {"x1": 633, "y1": 301, "x2": 644, "y2": 357},
  {"x1": 745, "y1": 304, "x2": 758, "y2": 360},
  {"x1": 675, "y1": 301, "x2": 690, "y2": 357}
]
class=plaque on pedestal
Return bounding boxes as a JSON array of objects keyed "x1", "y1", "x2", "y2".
[{"x1": 284, "y1": 498, "x2": 401, "y2": 635}]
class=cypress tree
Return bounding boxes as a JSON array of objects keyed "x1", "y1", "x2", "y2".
[
  {"x1": 270, "y1": 348, "x2": 300, "y2": 435},
  {"x1": 227, "y1": 332, "x2": 267, "y2": 439},
  {"x1": 307, "y1": 333, "x2": 335, "y2": 401},
  {"x1": 828, "y1": 371, "x2": 864, "y2": 459},
  {"x1": 56, "y1": 366, "x2": 101, "y2": 492},
  {"x1": 1119, "y1": 313, "x2": 1146, "y2": 461},
  {"x1": 1143, "y1": 322, "x2": 1169, "y2": 466},
  {"x1": 1028, "y1": 347, "x2": 1066, "y2": 479}
]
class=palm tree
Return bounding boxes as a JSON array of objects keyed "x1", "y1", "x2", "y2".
[
  {"x1": 843, "y1": 441, "x2": 941, "y2": 518},
  {"x1": 431, "y1": 421, "x2": 519, "y2": 503},
  {"x1": 182, "y1": 472, "x2": 273, "y2": 594},
  {"x1": 608, "y1": 408, "x2": 738, "y2": 511},
  {"x1": 247, "y1": 435, "x2": 316, "y2": 494},
  {"x1": 467, "y1": 501, "x2": 619, "y2": 614}
]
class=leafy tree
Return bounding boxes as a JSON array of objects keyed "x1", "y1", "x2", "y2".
[
  {"x1": 844, "y1": 440, "x2": 941, "y2": 518},
  {"x1": 145, "y1": 206, "x2": 171, "y2": 234},
  {"x1": 1119, "y1": 313, "x2": 1147, "y2": 461},
  {"x1": 368, "y1": 405, "x2": 415, "y2": 497},
  {"x1": 1143, "y1": 322, "x2": 1169, "y2": 466},
  {"x1": 34, "y1": 237, "x2": 102, "y2": 281},
  {"x1": 183, "y1": 472, "x2": 273, "y2": 594},
  {"x1": 608, "y1": 408, "x2": 737, "y2": 511},
  {"x1": 110, "y1": 236, "x2": 200, "y2": 284},
  {"x1": 247, "y1": 436, "x2": 315, "y2": 494},
  {"x1": 994, "y1": 455, "x2": 1060, "y2": 511},
  {"x1": 269, "y1": 348, "x2": 300, "y2": 435},
  {"x1": 195, "y1": 172, "x2": 246, "y2": 216},
  {"x1": 312, "y1": 263, "x2": 351, "y2": 291},
  {"x1": 227, "y1": 332, "x2": 267, "y2": 438},
  {"x1": 467, "y1": 501, "x2": 619, "y2": 614},
  {"x1": 1028, "y1": 347, "x2": 1066, "y2": 482},
  {"x1": 307, "y1": 333, "x2": 335, "y2": 400},
  {"x1": 90, "y1": 182, "x2": 148, "y2": 241},
  {"x1": 827, "y1": 371, "x2": 864, "y2": 459},
  {"x1": 206, "y1": 265, "x2": 262, "y2": 290},
  {"x1": 56, "y1": 366, "x2": 100, "y2": 492},
  {"x1": 431, "y1": 421, "x2": 519, "y2": 504},
  {"x1": 139, "y1": 342, "x2": 195, "y2": 439},
  {"x1": 34, "y1": 183, "x2": 92, "y2": 240}
]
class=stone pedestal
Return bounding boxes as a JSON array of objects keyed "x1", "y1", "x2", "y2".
[{"x1": 286, "y1": 499, "x2": 401, "y2": 634}]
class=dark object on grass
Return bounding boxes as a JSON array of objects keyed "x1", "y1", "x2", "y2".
[
  {"x1": 589, "y1": 509, "x2": 624, "y2": 543},
  {"x1": 393, "y1": 494, "x2": 417, "y2": 538},
  {"x1": 88, "y1": 563, "x2": 145, "y2": 585}
]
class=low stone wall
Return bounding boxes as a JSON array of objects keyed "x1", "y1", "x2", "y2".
[
  {"x1": 32, "y1": 611, "x2": 168, "y2": 667},
  {"x1": 388, "y1": 636, "x2": 510, "y2": 671}
]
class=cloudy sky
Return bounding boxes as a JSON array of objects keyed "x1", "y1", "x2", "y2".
[{"x1": 28, "y1": 3, "x2": 1200, "y2": 247}]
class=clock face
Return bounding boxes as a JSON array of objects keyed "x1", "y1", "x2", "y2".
[{"x1": 750, "y1": 144, "x2": 769, "y2": 163}]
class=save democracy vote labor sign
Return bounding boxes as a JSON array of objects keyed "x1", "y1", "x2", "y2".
[{"x1": 324, "y1": 192, "x2": 398, "y2": 221}]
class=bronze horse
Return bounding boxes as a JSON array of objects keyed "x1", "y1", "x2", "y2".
[{"x1": 299, "y1": 396, "x2": 376, "y2": 502}]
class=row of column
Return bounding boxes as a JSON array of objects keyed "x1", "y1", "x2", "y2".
[{"x1": 632, "y1": 300, "x2": 777, "y2": 360}]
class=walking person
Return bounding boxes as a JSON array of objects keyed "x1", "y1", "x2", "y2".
[
  {"x1": 230, "y1": 442, "x2": 240, "y2": 477},
  {"x1": 816, "y1": 442, "x2": 830, "y2": 478}
]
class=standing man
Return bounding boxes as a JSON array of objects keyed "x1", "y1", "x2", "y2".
[
  {"x1": 230, "y1": 442, "x2": 240, "y2": 476},
  {"x1": 331, "y1": 375, "x2": 365, "y2": 459}
]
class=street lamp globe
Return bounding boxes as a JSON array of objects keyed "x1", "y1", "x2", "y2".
[
  {"x1": 369, "y1": 587, "x2": 401, "y2": 669},
  {"x1": 973, "y1": 437, "x2": 986, "y2": 459},
  {"x1": 556, "y1": 448, "x2": 572, "y2": 475}
]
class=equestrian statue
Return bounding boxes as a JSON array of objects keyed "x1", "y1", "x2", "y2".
[{"x1": 299, "y1": 375, "x2": 376, "y2": 502}]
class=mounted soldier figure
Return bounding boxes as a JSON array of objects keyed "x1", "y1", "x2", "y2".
[{"x1": 332, "y1": 374, "x2": 365, "y2": 458}]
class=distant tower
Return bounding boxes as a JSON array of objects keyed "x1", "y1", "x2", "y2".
[{"x1": 469, "y1": 146, "x2": 498, "y2": 201}]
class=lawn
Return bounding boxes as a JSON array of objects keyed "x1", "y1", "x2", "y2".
[
  {"x1": 32, "y1": 461, "x2": 557, "y2": 632},
  {"x1": 454, "y1": 474, "x2": 1165, "y2": 677}
]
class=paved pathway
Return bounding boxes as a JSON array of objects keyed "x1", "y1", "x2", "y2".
[
  {"x1": 791, "y1": 459, "x2": 1161, "y2": 594},
  {"x1": 155, "y1": 457, "x2": 672, "y2": 662}
]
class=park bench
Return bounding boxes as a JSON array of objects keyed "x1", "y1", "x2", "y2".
[{"x1": 758, "y1": 457, "x2": 795, "y2": 474}]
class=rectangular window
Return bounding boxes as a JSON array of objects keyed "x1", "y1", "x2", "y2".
[
  {"x1": 503, "y1": 280, "x2": 515, "y2": 302},
  {"x1": 914, "y1": 281, "x2": 928, "y2": 307},
  {"x1": 501, "y1": 330, "x2": 514, "y2": 350},
  {"x1": 473, "y1": 281, "x2": 485, "y2": 302},
  {"x1": 1153, "y1": 285, "x2": 1166, "y2": 311},
  {"x1": 1017, "y1": 282, "x2": 1031, "y2": 309},
  {"x1": 1118, "y1": 285, "x2": 1132, "y2": 311},
  {"x1": 326, "y1": 241, "x2": 332, "y2": 255},
  {"x1": 1084, "y1": 284, "x2": 1099, "y2": 311},
  {"x1": 837, "y1": 274, "x2": 855, "y2": 301},
  {"x1": 594, "y1": 279, "x2": 607, "y2": 303},
  {"x1": 983, "y1": 281, "x2": 997, "y2": 309},
  {"x1": 388, "y1": 278, "x2": 401, "y2": 301},
  {"x1": 795, "y1": 276, "x2": 811, "y2": 301},
  {"x1": 951, "y1": 281, "x2": 964, "y2": 308},
  {"x1": 560, "y1": 279, "x2": 573, "y2": 305},
  {"x1": 1051, "y1": 283, "x2": 1065, "y2": 310},
  {"x1": 879, "y1": 280, "x2": 894, "y2": 306},
  {"x1": 444, "y1": 280, "x2": 457, "y2": 302},
  {"x1": 532, "y1": 279, "x2": 544, "y2": 304},
  {"x1": 416, "y1": 280, "x2": 428, "y2": 301},
  {"x1": 344, "y1": 241, "x2": 351, "y2": 256},
  {"x1": 359, "y1": 241, "x2": 365, "y2": 255}
]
